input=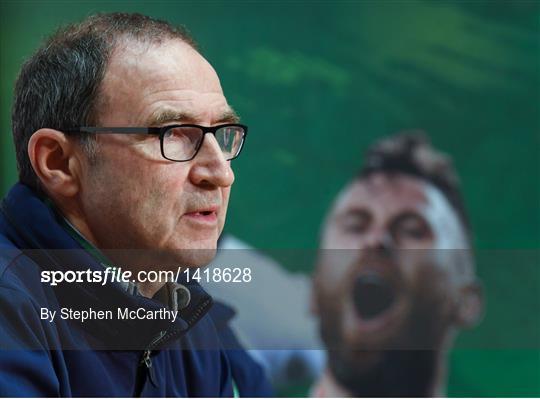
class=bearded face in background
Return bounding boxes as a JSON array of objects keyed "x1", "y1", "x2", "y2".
[{"x1": 313, "y1": 172, "x2": 482, "y2": 397}]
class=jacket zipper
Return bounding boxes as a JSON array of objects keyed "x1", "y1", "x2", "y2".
[
  {"x1": 134, "y1": 349, "x2": 157, "y2": 396},
  {"x1": 146, "y1": 297, "x2": 212, "y2": 351},
  {"x1": 141, "y1": 349, "x2": 152, "y2": 371},
  {"x1": 133, "y1": 297, "x2": 212, "y2": 396},
  {"x1": 134, "y1": 299, "x2": 212, "y2": 397}
]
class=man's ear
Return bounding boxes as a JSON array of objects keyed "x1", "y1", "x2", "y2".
[
  {"x1": 456, "y1": 280, "x2": 484, "y2": 328},
  {"x1": 28, "y1": 128, "x2": 81, "y2": 197}
]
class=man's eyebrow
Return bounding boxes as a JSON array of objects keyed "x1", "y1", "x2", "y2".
[
  {"x1": 146, "y1": 108, "x2": 241, "y2": 126},
  {"x1": 146, "y1": 109, "x2": 193, "y2": 126},
  {"x1": 215, "y1": 109, "x2": 240, "y2": 124}
]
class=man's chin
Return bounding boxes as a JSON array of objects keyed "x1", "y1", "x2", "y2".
[
  {"x1": 332, "y1": 348, "x2": 384, "y2": 374},
  {"x1": 167, "y1": 246, "x2": 218, "y2": 267},
  {"x1": 329, "y1": 348, "x2": 438, "y2": 397},
  {"x1": 100, "y1": 247, "x2": 217, "y2": 272},
  {"x1": 338, "y1": 297, "x2": 446, "y2": 353}
]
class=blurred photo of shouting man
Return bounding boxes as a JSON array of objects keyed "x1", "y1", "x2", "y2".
[{"x1": 312, "y1": 133, "x2": 483, "y2": 397}]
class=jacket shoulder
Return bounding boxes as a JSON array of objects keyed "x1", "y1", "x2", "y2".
[
  {"x1": 0, "y1": 232, "x2": 24, "y2": 279},
  {"x1": 0, "y1": 233, "x2": 52, "y2": 316}
]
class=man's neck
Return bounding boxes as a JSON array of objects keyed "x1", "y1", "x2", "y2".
[
  {"x1": 311, "y1": 368, "x2": 351, "y2": 397},
  {"x1": 48, "y1": 196, "x2": 101, "y2": 247},
  {"x1": 48, "y1": 197, "x2": 166, "y2": 298},
  {"x1": 314, "y1": 350, "x2": 448, "y2": 397}
]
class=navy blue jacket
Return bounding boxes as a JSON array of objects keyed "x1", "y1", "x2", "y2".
[{"x1": 0, "y1": 183, "x2": 272, "y2": 397}]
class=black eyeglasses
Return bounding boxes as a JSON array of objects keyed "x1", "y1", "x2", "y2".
[{"x1": 65, "y1": 123, "x2": 248, "y2": 162}]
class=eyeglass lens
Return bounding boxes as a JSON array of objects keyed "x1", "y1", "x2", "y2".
[{"x1": 162, "y1": 125, "x2": 245, "y2": 161}]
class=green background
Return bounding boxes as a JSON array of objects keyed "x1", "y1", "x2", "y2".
[{"x1": 1, "y1": 0, "x2": 538, "y2": 396}]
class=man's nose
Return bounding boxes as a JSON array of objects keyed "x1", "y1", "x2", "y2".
[
  {"x1": 188, "y1": 134, "x2": 235, "y2": 188},
  {"x1": 362, "y1": 227, "x2": 394, "y2": 252}
]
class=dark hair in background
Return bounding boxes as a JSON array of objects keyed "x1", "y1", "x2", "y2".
[
  {"x1": 11, "y1": 12, "x2": 197, "y2": 193},
  {"x1": 359, "y1": 132, "x2": 472, "y2": 243}
]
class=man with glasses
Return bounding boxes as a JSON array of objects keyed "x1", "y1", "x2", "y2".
[{"x1": 0, "y1": 12, "x2": 269, "y2": 396}]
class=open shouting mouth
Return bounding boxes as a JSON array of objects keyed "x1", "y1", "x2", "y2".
[
  {"x1": 344, "y1": 262, "x2": 408, "y2": 338},
  {"x1": 353, "y1": 272, "x2": 397, "y2": 320}
]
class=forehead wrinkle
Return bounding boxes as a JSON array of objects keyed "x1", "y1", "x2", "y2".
[
  {"x1": 143, "y1": 85, "x2": 224, "y2": 97},
  {"x1": 139, "y1": 89, "x2": 223, "y2": 115}
]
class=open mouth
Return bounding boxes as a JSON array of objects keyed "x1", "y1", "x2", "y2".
[
  {"x1": 186, "y1": 210, "x2": 216, "y2": 216},
  {"x1": 184, "y1": 209, "x2": 218, "y2": 224},
  {"x1": 352, "y1": 273, "x2": 397, "y2": 320}
]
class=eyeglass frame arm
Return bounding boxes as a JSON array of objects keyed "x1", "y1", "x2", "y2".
[{"x1": 63, "y1": 124, "x2": 248, "y2": 162}]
